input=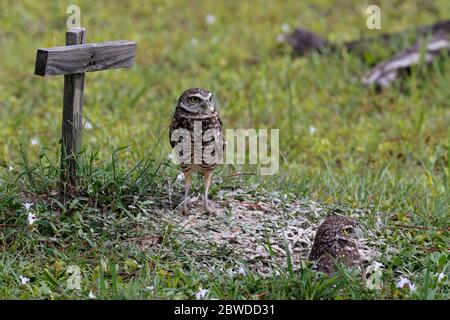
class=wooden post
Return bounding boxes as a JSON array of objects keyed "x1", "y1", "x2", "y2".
[
  {"x1": 34, "y1": 27, "x2": 136, "y2": 199},
  {"x1": 61, "y1": 28, "x2": 86, "y2": 192}
]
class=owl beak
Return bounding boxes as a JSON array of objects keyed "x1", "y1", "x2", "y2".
[{"x1": 201, "y1": 101, "x2": 213, "y2": 111}]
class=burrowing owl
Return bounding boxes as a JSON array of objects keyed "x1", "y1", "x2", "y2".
[
  {"x1": 308, "y1": 215, "x2": 362, "y2": 275},
  {"x1": 169, "y1": 88, "x2": 224, "y2": 214}
]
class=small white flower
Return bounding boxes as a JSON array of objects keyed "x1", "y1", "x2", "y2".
[
  {"x1": 88, "y1": 291, "x2": 96, "y2": 299},
  {"x1": 84, "y1": 120, "x2": 93, "y2": 130},
  {"x1": 396, "y1": 276, "x2": 410, "y2": 289},
  {"x1": 195, "y1": 288, "x2": 209, "y2": 300},
  {"x1": 276, "y1": 34, "x2": 285, "y2": 43},
  {"x1": 281, "y1": 23, "x2": 290, "y2": 32},
  {"x1": 20, "y1": 276, "x2": 30, "y2": 285},
  {"x1": 436, "y1": 273, "x2": 446, "y2": 283},
  {"x1": 396, "y1": 276, "x2": 416, "y2": 292},
  {"x1": 146, "y1": 286, "x2": 155, "y2": 291},
  {"x1": 27, "y1": 212, "x2": 37, "y2": 225},
  {"x1": 206, "y1": 14, "x2": 216, "y2": 25},
  {"x1": 238, "y1": 266, "x2": 246, "y2": 276},
  {"x1": 176, "y1": 172, "x2": 184, "y2": 182},
  {"x1": 31, "y1": 138, "x2": 39, "y2": 145},
  {"x1": 8, "y1": 166, "x2": 13, "y2": 172},
  {"x1": 168, "y1": 153, "x2": 175, "y2": 161},
  {"x1": 190, "y1": 37, "x2": 199, "y2": 46},
  {"x1": 23, "y1": 202, "x2": 33, "y2": 210},
  {"x1": 309, "y1": 126, "x2": 317, "y2": 135}
]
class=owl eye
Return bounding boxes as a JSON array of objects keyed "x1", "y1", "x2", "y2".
[
  {"x1": 189, "y1": 96, "x2": 200, "y2": 103},
  {"x1": 343, "y1": 227, "x2": 353, "y2": 235}
]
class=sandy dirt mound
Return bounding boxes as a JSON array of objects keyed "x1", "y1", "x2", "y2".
[{"x1": 133, "y1": 189, "x2": 381, "y2": 276}]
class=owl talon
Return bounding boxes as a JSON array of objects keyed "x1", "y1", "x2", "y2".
[
  {"x1": 181, "y1": 199, "x2": 190, "y2": 215},
  {"x1": 181, "y1": 206, "x2": 189, "y2": 215},
  {"x1": 203, "y1": 199, "x2": 212, "y2": 214}
]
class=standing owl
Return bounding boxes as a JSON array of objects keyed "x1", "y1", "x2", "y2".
[
  {"x1": 308, "y1": 215, "x2": 362, "y2": 275},
  {"x1": 169, "y1": 88, "x2": 224, "y2": 214}
]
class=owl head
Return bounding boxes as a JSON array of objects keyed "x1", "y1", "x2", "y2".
[
  {"x1": 177, "y1": 88, "x2": 215, "y2": 114},
  {"x1": 309, "y1": 215, "x2": 360, "y2": 260}
]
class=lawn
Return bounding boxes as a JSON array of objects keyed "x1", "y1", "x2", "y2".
[{"x1": 0, "y1": 0, "x2": 449, "y2": 299}]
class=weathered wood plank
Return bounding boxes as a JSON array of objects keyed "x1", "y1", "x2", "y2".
[
  {"x1": 61, "y1": 28, "x2": 86, "y2": 189},
  {"x1": 35, "y1": 40, "x2": 136, "y2": 76}
]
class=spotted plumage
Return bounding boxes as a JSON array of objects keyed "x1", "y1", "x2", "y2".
[
  {"x1": 308, "y1": 215, "x2": 362, "y2": 275},
  {"x1": 169, "y1": 88, "x2": 224, "y2": 214}
]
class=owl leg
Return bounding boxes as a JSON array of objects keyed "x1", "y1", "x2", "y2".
[
  {"x1": 182, "y1": 171, "x2": 192, "y2": 214},
  {"x1": 203, "y1": 170, "x2": 213, "y2": 213}
]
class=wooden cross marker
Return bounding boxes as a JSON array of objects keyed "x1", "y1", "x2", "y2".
[{"x1": 34, "y1": 28, "x2": 136, "y2": 197}]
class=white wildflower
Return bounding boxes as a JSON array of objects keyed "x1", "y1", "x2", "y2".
[
  {"x1": 309, "y1": 126, "x2": 317, "y2": 135},
  {"x1": 8, "y1": 166, "x2": 13, "y2": 171},
  {"x1": 31, "y1": 138, "x2": 39, "y2": 145},
  {"x1": 195, "y1": 288, "x2": 209, "y2": 300},
  {"x1": 146, "y1": 286, "x2": 154, "y2": 291},
  {"x1": 281, "y1": 23, "x2": 290, "y2": 32},
  {"x1": 88, "y1": 291, "x2": 96, "y2": 299},
  {"x1": 238, "y1": 266, "x2": 246, "y2": 276},
  {"x1": 206, "y1": 14, "x2": 216, "y2": 25},
  {"x1": 20, "y1": 276, "x2": 30, "y2": 285},
  {"x1": 436, "y1": 273, "x2": 446, "y2": 283},
  {"x1": 176, "y1": 172, "x2": 184, "y2": 182},
  {"x1": 396, "y1": 276, "x2": 410, "y2": 289},
  {"x1": 168, "y1": 153, "x2": 175, "y2": 161},
  {"x1": 276, "y1": 34, "x2": 285, "y2": 43},
  {"x1": 23, "y1": 202, "x2": 33, "y2": 210},
  {"x1": 84, "y1": 120, "x2": 93, "y2": 130},
  {"x1": 27, "y1": 212, "x2": 37, "y2": 225},
  {"x1": 396, "y1": 276, "x2": 416, "y2": 292}
]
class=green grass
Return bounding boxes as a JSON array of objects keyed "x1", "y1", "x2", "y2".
[{"x1": 0, "y1": 0, "x2": 449, "y2": 299}]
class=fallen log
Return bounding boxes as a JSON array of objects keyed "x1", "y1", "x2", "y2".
[
  {"x1": 362, "y1": 31, "x2": 450, "y2": 88},
  {"x1": 287, "y1": 20, "x2": 450, "y2": 88}
]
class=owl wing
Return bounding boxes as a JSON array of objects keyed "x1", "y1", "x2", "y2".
[
  {"x1": 216, "y1": 113, "x2": 226, "y2": 153},
  {"x1": 308, "y1": 239, "x2": 322, "y2": 261},
  {"x1": 314, "y1": 253, "x2": 335, "y2": 275},
  {"x1": 169, "y1": 120, "x2": 176, "y2": 149},
  {"x1": 169, "y1": 111, "x2": 180, "y2": 149}
]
